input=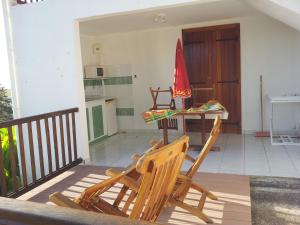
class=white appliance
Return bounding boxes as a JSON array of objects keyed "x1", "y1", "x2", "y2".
[
  {"x1": 105, "y1": 98, "x2": 118, "y2": 136},
  {"x1": 84, "y1": 65, "x2": 105, "y2": 78}
]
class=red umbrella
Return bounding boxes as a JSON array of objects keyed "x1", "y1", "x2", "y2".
[{"x1": 173, "y1": 38, "x2": 191, "y2": 133}]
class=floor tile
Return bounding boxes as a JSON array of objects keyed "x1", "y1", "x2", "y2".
[{"x1": 87, "y1": 132, "x2": 300, "y2": 178}]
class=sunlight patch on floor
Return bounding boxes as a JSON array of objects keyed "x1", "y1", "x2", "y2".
[
  {"x1": 17, "y1": 171, "x2": 75, "y2": 201},
  {"x1": 274, "y1": 206, "x2": 300, "y2": 216},
  {"x1": 42, "y1": 174, "x2": 251, "y2": 224},
  {"x1": 18, "y1": 166, "x2": 251, "y2": 225}
]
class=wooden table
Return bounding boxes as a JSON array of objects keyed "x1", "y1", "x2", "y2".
[{"x1": 161, "y1": 110, "x2": 228, "y2": 148}]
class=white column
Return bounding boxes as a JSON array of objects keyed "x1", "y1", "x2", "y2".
[{"x1": 0, "y1": 0, "x2": 20, "y2": 118}]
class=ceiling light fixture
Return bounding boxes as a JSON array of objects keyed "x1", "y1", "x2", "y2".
[{"x1": 154, "y1": 13, "x2": 167, "y2": 23}]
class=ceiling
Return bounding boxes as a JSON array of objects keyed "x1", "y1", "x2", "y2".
[
  {"x1": 79, "y1": 0, "x2": 260, "y2": 36},
  {"x1": 245, "y1": 0, "x2": 300, "y2": 31}
]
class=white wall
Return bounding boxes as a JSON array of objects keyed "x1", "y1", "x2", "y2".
[
  {"x1": 10, "y1": 0, "x2": 203, "y2": 160},
  {"x1": 81, "y1": 15, "x2": 300, "y2": 133},
  {"x1": 10, "y1": 0, "x2": 300, "y2": 163},
  {"x1": 0, "y1": 0, "x2": 11, "y2": 89}
]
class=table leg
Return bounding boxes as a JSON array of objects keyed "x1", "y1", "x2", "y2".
[{"x1": 162, "y1": 118, "x2": 168, "y2": 145}]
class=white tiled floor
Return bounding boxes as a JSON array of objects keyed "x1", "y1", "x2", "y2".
[{"x1": 88, "y1": 131, "x2": 300, "y2": 178}]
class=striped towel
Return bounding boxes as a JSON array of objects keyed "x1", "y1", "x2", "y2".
[{"x1": 142, "y1": 109, "x2": 178, "y2": 123}]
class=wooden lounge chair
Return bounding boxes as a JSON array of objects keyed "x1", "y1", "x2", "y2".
[
  {"x1": 170, "y1": 116, "x2": 221, "y2": 223},
  {"x1": 106, "y1": 116, "x2": 222, "y2": 223},
  {"x1": 49, "y1": 135, "x2": 189, "y2": 223}
]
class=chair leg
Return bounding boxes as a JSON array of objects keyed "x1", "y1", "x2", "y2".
[
  {"x1": 122, "y1": 190, "x2": 137, "y2": 213},
  {"x1": 113, "y1": 185, "x2": 129, "y2": 207},
  {"x1": 93, "y1": 197, "x2": 128, "y2": 217},
  {"x1": 170, "y1": 198, "x2": 213, "y2": 223},
  {"x1": 198, "y1": 193, "x2": 207, "y2": 211},
  {"x1": 191, "y1": 182, "x2": 218, "y2": 200}
]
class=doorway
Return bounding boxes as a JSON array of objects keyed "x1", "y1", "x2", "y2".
[{"x1": 183, "y1": 23, "x2": 241, "y2": 133}]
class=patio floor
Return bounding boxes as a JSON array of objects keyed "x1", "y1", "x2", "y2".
[
  {"x1": 17, "y1": 165, "x2": 251, "y2": 225},
  {"x1": 89, "y1": 132, "x2": 300, "y2": 178}
]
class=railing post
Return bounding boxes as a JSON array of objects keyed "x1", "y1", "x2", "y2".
[
  {"x1": 7, "y1": 127, "x2": 18, "y2": 192},
  {"x1": 17, "y1": 124, "x2": 27, "y2": 187},
  {"x1": 0, "y1": 135, "x2": 7, "y2": 196}
]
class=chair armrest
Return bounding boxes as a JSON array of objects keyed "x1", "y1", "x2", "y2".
[
  {"x1": 131, "y1": 154, "x2": 142, "y2": 161},
  {"x1": 177, "y1": 174, "x2": 191, "y2": 182},
  {"x1": 149, "y1": 139, "x2": 164, "y2": 148},
  {"x1": 106, "y1": 168, "x2": 140, "y2": 192}
]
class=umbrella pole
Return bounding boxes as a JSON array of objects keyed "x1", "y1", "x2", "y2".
[{"x1": 182, "y1": 97, "x2": 186, "y2": 135}]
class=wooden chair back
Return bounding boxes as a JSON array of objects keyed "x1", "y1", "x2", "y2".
[
  {"x1": 186, "y1": 116, "x2": 221, "y2": 178},
  {"x1": 149, "y1": 87, "x2": 178, "y2": 130},
  {"x1": 129, "y1": 135, "x2": 189, "y2": 222},
  {"x1": 149, "y1": 86, "x2": 176, "y2": 110}
]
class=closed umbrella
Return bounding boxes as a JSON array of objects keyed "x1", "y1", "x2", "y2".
[{"x1": 173, "y1": 38, "x2": 191, "y2": 134}]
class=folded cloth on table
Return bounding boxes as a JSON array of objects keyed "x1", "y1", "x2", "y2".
[
  {"x1": 142, "y1": 109, "x2": 178, "y2": 123},
  {"x1": 186, "y1": 100, "x2": 226, "y2": 113}
]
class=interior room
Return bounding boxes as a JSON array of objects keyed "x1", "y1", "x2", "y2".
[
  {"x1": 3, "y1": 1, "x2": 300, "y2": 225},
  {"x1": 78, "y1": 1, "x2": 300, "y2": 178}
]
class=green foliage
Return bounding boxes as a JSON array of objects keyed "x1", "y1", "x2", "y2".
[
  {"x1": 0, "y1": 84, "x2": 13, "y2": 123},
  {"x1": 0, "y1": 127, "x2": 21, "y2": 194}
]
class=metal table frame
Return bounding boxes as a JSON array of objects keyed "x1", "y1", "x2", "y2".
[{"x1": 269, "y1": 95, "x2": 300, "y2": 146}]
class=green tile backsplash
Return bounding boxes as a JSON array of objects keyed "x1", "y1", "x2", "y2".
[
  {"x1": 84, "y1": 79, "x2": 103, "y2": 87},
  {"x1": 84, "y1": 76, "x2": 132, "y2": 87},
  {"x1": 104, "y1": 76, "x2": 132, "y2": 85},
  {"x1": 116, "y1": 108, "x2": 134, "y2": 116}
]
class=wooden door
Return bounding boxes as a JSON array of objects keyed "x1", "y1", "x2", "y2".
[
  {"x1": 183, "y1": 30, "x2": 214, "y2": 131},
  {"x1": 214, "y1": 25, "x2": 241, "y2": 133},
  {"x1": 183, "y1": 24, "x2": 241, "y2": 133}
]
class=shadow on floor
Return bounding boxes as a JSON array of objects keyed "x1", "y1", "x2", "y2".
[{"x1": 18, "y1": 165, "x2": 251, "y2": 225}]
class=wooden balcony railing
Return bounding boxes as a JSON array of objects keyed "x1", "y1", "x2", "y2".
[
  {"x1": 0, "y1": 197, "x2": 154, "y2": 225},
  {"x1": 0, "y1": 107, "x2": 82, "y2": 198},
  {"x1": 16, "y1": 0, "x2": 44, "y2": 4}
]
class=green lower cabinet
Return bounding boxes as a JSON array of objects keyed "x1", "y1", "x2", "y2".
[
  {"x1": 86, "y1": 108, "x2": 90, "y2": 141},
  {"x1": 92, "y1": 105, "x2": 104, "y2": 139}
]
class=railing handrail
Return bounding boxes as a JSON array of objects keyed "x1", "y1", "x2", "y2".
[
  {"x1": 0, "y1": 197, "x2": 154, "y2": 225},
  {"x1": 0, "y1": 107, "x2": 78, "y2": 128}
]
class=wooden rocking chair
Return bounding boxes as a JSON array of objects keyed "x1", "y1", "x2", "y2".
[
  {"x1": 49, "y1": 136, "x2": 189, "y2": 223},
  {"x1": 106, "y1": 116, "x2": 222, "y2": 223}
]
